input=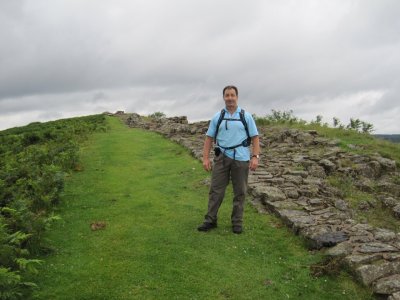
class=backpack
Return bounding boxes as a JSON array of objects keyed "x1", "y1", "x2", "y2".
[{"x1": 214, "y1": 108, "x2": 252, "y2": 150}]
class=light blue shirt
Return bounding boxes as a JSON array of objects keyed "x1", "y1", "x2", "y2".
[{"x1": 206, "y1": 106, "x2": 258, "y2": 161}]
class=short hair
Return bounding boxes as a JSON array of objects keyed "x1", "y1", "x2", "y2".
[{"x1": 223, "y1": 85, "x2": 238, "y2": 96}]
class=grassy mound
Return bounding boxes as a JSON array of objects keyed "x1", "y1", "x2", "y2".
[{"x1": 32, "y1": 117, "x2": 373, "y2": 299}]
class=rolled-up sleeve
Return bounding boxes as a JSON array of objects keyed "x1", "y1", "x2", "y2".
[
  {"x1": 246, "y1": 113, "x2": 259, "y2": 137},
  {"x1": 206, "y1": 112, "x2": 220, "y2": 137}
]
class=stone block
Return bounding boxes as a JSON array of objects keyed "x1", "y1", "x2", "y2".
[
  {"x1": 334, "y1": 199, "x2": 349, "y2": 211},
  {"x1": 319, "y1": 159, "x2": 336, "y2": 173},
  {"x1": 293, "y1": 155, "x2": 309, "y2": 163},
  {"x1": 276, "y1": 209, "x2": 314, "y2": 229},
  {"x1": 300, "y1": 226, "x2": 348, "y2": 249},
  {"x1": 315, "y1": 231, "x2": 349, "y2": 248},
  {"x1": 282, "y1": 175, "x2": 303, "y2": 184},
  {"x1": 357, "y1": 261, "x2": 400, "y2": 286},
  {"x1": 286, "y1": 170, "x2": 309, "y2": 178},
  {"x1": 299, "y1": 185, "x2": 319, "y2": 197},
  {"x1": 359, "y1": 242, "x2": 398, "y2": 253},
  {"x1": 375, "y1": 274, "x2": 400, "y2": 295},
  {"x1": 314, "y1": 137, "x2": 330, "y2": 145},
  {"x1": 377, "y1": 181, "x2": 400, "y2": 197},
  {"x1": 379, "y1": 197, "x2": 398, "y2": 208},
  {"x1": 251, "y1": 171, "x2": 272, "y2": 176},
  {"x1": 326, "y1": 241, "x2": 353, "y2": 257},
  {"x1": 388, "y1": 291, "x2": 400, "y2": 300},
  {"x1": 254, "y1": 186, "x2": 286, "y2": 202},
  {"x1": 368, "y1": 160, "x2": 382, "y2": 177},
  {"x1": 264, "y1": 200, "x2": 299, "y2": 211},
  {"x1": 307, "y1": 198, "x2": 324, "y2": 206},
  {"x1": 355, "y1": 163, "x2": 378, "y2": 179},
  {"x1": 374, "y1": 228, "x2": 397, "y2": 242},
  {"x1": 374, "y1": 156, "x2": 397, "y2": 172},
  {"x1": 265, "y1": 178, "x2": 285, "y2": 184},
  {"x1": 310, "y1": 207, "x2": 336, "y2": 216},
  {"x1": 350, "y1": 235, "x2": 373, "y2": 243},
  {"x1": 303, "y1": 177, "x2": 323, "y2": 185},
  {"x1": 393, "y1": 204, "x2": 400, "y2": 219},
  {"x1": 283, "y1": 188, "x2": 299, "y2": 199},
  {"x1": 307, "y1": 165, "x2": 326, "y2": 178},
  {"x1": 344, "y1": 254, "x2": 382, "y2": 267},
  {"x1": 326, "y1": 219, "x2": 343, "y2": 225},
  {"x1": 351, "y1": 223, "x2": 374, "y2": 232},
  {"x1": 383, "y1": 253, "x2": 400, "y2": 261},
  {"x1": 257, "y1": 174, "x2": 274, "y2": 180}
]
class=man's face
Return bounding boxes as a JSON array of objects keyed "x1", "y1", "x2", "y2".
[{"x1": 223, "y1": 88, "x2": 238, "y2": 111}]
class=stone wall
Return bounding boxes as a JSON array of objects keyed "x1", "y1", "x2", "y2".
[{"x1": 118, "y1": 112, "x2": 400, "y2": 299}]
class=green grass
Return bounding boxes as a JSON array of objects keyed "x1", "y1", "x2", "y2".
[
  {"x1": 311, "y1": 125, "x2": 400, "y2": 165},
  {"x1": 32, "y1": 117, "x2": 373, "y2": 299},
  {"x1": 327, "y1": 175, "x2": 399, "y2": 230}
]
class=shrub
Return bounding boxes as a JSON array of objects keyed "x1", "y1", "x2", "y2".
[
  {"x1": 255, "y1": 110, "x2": 375, "y2": 134},
  {"x1": 254, "y1": 109, "x2": 306, "y2": 126},
  {"x1": 0, "y1": 114, "x2": 106, "y2": 297},
  {"x1": 148, "y1": 111, "x2": 166, "y2": 119}
]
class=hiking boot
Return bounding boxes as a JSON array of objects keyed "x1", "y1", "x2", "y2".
[
  {"x1": 197, "y1": 222, "x2": 217, "y2": 232},
  {"x1": 232, "y1": 226, "x2": 243, "y2": 234}
]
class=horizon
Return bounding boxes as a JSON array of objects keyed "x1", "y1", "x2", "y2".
[{"x1": 1, "y1": 110, "x2": 399, "y2": 135}]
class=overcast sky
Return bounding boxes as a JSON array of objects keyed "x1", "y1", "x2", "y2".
[{"x1": 1, "y1": 0, "x2": 399, "y2": 133}]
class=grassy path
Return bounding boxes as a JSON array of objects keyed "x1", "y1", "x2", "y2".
[{"x1": 33, "y1": 117, "x2": 372, "y2": 299}]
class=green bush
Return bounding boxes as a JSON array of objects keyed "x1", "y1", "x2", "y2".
[
  {"x1": 0, "y1": 114, "x2": 106, "y2": 298},
  {"x1": 148, "y1": 111, "x2": 166, "y2": 119},
  {"x1": 254, "y1": 109, "x2": 305, "y2": 126}
]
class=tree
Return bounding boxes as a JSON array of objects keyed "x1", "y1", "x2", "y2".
[
  {"x1": 333, "y1": 117, "x2": 340, "y2": 128},
  {"x1": 347, "y1": 118, "x2": 362, "y2": 131},
  {"x1": 361, "y1": 121, "x2": 374, "y2": 134}
]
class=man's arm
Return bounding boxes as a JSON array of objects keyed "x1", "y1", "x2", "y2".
[
  {"x1": 249, "y1": 136, "x2": 260, "y2": 171},
  {"x1": 202, "y1": 136, "x2": 214, "y2": 171}
]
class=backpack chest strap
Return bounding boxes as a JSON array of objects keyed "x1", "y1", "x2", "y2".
[{"x1": 222, "y1": 118, "x2": 242, "y2": 130}]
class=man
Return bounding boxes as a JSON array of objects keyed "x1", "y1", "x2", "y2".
[{"x1": 198, "y1": 85, "x2": 260, "y2": 234}]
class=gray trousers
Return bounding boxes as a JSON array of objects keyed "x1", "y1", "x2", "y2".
[{"x1": 204, "y1": 154, "x2": 249, "y2": 227}]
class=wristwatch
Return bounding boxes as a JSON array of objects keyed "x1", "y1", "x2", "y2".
[{"x1": 252, "y1": 154, "x2": 260, "y2": 159}]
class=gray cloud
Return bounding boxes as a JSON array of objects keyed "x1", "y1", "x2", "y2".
[{"x1": 0, "y1": 0, "x2": 399, "y2": 133}]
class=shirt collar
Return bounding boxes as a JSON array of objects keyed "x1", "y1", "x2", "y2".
[{"x1": 224, "y1": 106, "x2": 241, "y2": 116}]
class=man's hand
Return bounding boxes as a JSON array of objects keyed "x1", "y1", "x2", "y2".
[
  {"x1": 203, "y1": 157, "x2": 212, "y2": 172},
  {"x1": 202, "y1": 136, "x2": 213, "y2": 172},
  {"x1": 249, "y1": 157, "x2": 259, "y2": 171}
]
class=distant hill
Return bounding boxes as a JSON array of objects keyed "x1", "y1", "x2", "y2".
[{"x1": 374, "y1": 134, "x2": 400, "y2": 143}]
